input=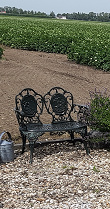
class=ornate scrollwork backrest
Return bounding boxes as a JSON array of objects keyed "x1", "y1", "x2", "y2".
[
  {"x1": 44, "y1": 87, "x2": 74, "y2": 123},
  {"x1": 15, "y1": 88, "x2": 43, "y2": 126}
]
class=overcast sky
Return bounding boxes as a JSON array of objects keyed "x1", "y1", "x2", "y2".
[{"x1": 0, "y1": 0, "x2": 110, "y2": 14}]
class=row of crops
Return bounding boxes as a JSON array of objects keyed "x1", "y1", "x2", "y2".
[{"x1": 0, "y1": 16, "x2": 110, "y2": 70}]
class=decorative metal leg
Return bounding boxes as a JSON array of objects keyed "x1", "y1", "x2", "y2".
[
  {"x1": 29, "y1": 141, "x2": 35, "y2": 164},
  {"x1": 70, "y1": 127, "x2": 90, "y2": 155},
  {"x1": 83, "y1": 127, "x2": 90, "y2": 155},
  {"x1": 20, "y1": 132, "x2": 26, "y2": 154},
  {"x1": 70, "y1": 131, "x2": 75, "y2": 144},
  {"x1": 26, "y1": 132, "x2": 39, "y2": 163},
  {"x1": 83, "y1": 138, "x2": 90, "y2": 155}
]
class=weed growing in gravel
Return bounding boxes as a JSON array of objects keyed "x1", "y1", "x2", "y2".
[
  {"x1": 93, "y1": 166, "x2": 100, "y2": 173},
  {"x1": 62, "y1": 165, "x2": 67, "y2": 169}
]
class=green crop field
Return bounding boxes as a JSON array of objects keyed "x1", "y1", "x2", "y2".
[{"x1": 0, "y1": 16, "x2": 110, "y2": 70}]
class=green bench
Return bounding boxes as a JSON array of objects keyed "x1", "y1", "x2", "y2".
[{"x1": 15, "y1": 87, "x2": 89, "y2": 163}]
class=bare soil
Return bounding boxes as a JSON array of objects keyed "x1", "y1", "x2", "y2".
[{"x1": 0, "y1": 46, "x2": 110, "y2": 141}]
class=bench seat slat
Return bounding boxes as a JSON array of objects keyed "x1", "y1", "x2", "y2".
[{"x1": 21, "y1": 121, "x2": 86, "y2": 133}]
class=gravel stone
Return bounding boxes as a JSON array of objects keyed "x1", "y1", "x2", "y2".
[{"x1": 0, "y1": 144, "x2": 110, "y2": 209}]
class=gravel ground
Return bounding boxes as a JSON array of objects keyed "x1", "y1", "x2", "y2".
[{"x1": 0, "y1": 143, "x2": 110, "y2": 209}]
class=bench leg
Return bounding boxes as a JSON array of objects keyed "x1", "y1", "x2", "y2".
[
  {"x1": 70, "y1": 131, "x2": 75, "y2": 143},
  {"x1": 82, "y1": 128, "x2": 90, "y2": 155},
  {"x1": 29, "y1": 141, "x2": 35, "y2": 164},
  {"x1": 83, "y1": 139, "x2": 90, "y2": 155},
  {"x1": 20, "y1": 132, "x2": 26, "y2": 154},
  {"x1": 70, "y1": 130, "x2": 90, "y2": 155},
  {"x1": 73, "y1": 138, "x2": 90, "y2": 154},
  {"x1": 84, "y1": 140, "x2": 90, "y2": 155}
]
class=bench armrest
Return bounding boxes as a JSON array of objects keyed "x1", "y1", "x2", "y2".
[
  {"x1": 73, "y1": 104, "x2": 89, "y2": 124},
  {"x1": 74, "y1": 104, "x2": 89, "y2": 109}
]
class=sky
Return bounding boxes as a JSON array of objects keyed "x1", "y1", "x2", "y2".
[{"x1": 0, "y1": 0, "x2": 110, "y2": 14}]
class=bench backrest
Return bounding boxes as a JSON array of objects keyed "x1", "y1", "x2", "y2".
[
  {"x1": 15, "y1": 88, "x2": 43, "y2": 126},
  {"x1": 44, "y1": 87, "x2": 74, "y2": 123}
]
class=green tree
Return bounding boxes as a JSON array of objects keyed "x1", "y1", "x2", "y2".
[{"x1": 50, "y1": 11, "x2": 55, "y2": 18}]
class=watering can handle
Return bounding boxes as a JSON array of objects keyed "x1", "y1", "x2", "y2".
[{"x1": 0, "y1": 131, "x2": 12, "y2": 142}]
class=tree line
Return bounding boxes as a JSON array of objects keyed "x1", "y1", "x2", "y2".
[
  {"x1": 0, "y1": 6, "x2": 110, "y2": 22},
  {"x1": 60, "y1": 12, "x2": 110, "y2": 22}
]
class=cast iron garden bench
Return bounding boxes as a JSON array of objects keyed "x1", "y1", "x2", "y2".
[{"x1": 15, "y1": 87, "x2": 89, "y2": 163}]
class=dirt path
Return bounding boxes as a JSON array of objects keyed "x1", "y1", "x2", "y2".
[{"x1": 0, "y1": 46, "x2": 110, "y2": 139}]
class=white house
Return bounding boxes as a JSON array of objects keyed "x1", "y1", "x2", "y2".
[{"x1": 56, "y1": 15, "x2": 66, "y2": 20}]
